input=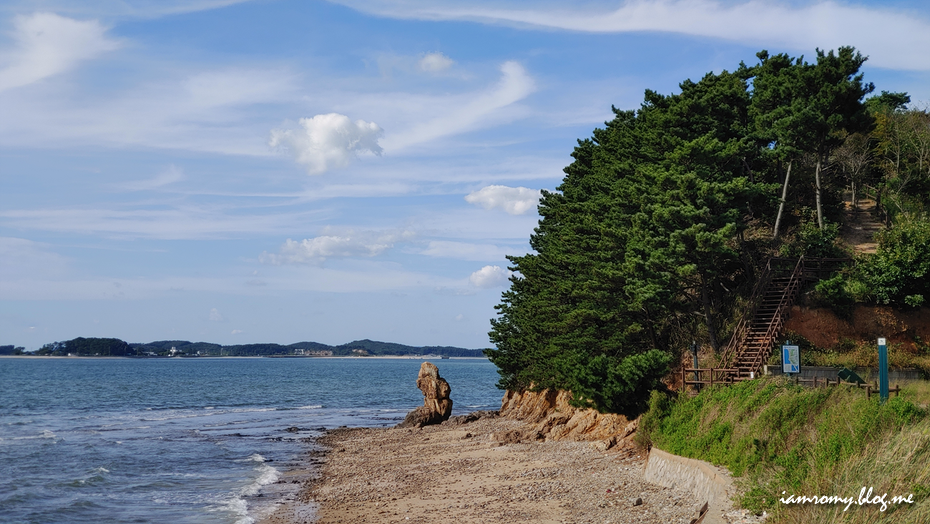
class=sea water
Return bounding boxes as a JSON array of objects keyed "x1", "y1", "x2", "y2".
[{"x1": 0, "y1": 357, "x2": 502, "y2": 523}]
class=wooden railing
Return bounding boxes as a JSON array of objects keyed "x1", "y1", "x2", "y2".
[
  {"x1": 737, "y1": 257, "x2": 805, "y2": 377},
  {"x1": 681, "y1": 367, "x2": 741, "y2": 387},
  {"x1": 717, "y1": 259, "x2": 776, "y2": 370},
  {"x1": 684, "y1": 371, "x2": 902, "y2": 398},
  {"x1": 696, "y1": 257, "x2": 851, "y2": 388}
]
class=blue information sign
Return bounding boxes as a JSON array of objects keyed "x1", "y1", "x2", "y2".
[{"x1": 782, "y1": 345, "x2": 800, "y2": 374}]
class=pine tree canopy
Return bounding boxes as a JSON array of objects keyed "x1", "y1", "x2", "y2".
[{"x1": 486, "y1": 47, "x2": 877, "y2": 416}]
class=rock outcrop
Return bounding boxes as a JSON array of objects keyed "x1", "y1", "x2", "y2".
[
  {"x1": 397, "y1": 362, "x2": 453, "y2": 428},
  {"x1": 498, "y1": 389, "x2": 637, "y2": 449}
]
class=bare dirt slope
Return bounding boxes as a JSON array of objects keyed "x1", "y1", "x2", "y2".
[{"x1": 840, "y1": 199, "x2": 882, "y2": 254}]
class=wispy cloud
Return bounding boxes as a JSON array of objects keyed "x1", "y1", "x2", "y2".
[
  {"x1": 381, "y1": 60, "x2": 536, "y2": 151},
  {"x1": 0, "y1": 237, "x2": 70, "y2": 280},
  {"x1": 0, "y1": 206, "x2": 321, "y2": 240},
  {"x1": 118, "y1": 165, "x2": 185, "y2": 191},
  {"x1": 465, "y1": 185, "x2": 540, "y2": 215},
  {"x1": 0, "y1": 12, "x2": 120, "y2": 92},
  {"x1": 419, "y1": 240, "x2": 517, "y2": 261},
  {"x1": 328, "y1": 0, "x2": 930, "y2": 71},
  {"x1": 3, "y1": 1, "x2": 256, "y2": 18},
  {"x1": 0, "y1": 66, "x2": 297, "y2": 154}
]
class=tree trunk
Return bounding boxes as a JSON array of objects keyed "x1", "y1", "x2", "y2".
[
  {"x1": 851, "y1": 179, "x2": 857, "y2": 210},
  {"x1": 701, "y1": 277, "x2": 720, "y2": 353},
  {"x1": 815, "y1": 154, "x2": 824, "y2": 229},
  {"x1": 773, "y1": 161, "x2": 793, "y2": 240}
]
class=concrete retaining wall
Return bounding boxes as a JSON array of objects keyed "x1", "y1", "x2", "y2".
[{"x1": 644, "y1": 447, "x2": 734, "y2": 524}]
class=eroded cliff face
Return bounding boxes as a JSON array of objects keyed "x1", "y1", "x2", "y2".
[
  {"x1": 785, "y1": 305, "x2": 930, "y2": 350},
  {"x1": 498, "y1": 389, "x2": 638, "y2": 449}
]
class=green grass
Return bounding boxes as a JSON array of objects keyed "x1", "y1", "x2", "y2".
[{"x1": 638, "y1": 377, "x2": 930, "y2": 522}]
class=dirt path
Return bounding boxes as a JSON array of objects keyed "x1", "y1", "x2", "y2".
[{"x1": 840, "y1": 199, "x2": 882, "y2": 254}]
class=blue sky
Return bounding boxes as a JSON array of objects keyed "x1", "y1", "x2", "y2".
[{"x1": 2, "y1": 0, "x2": 929, "y2": 350}]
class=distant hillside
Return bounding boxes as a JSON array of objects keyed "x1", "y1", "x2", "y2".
[{"x1": 22, "y1": 337, "x2": 487, "y2": 358}]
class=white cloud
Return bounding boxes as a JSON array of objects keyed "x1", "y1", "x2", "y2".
[
  {"x1": 209, "y1": 308, "x2": 224, "y2": 322},
  {"x1": 0, "y1": 12, "x2": 121, "y2": 92},
  {"x1": 260, "y1": 228, "x2": 416, "y2": 264},
  {"x1": 269, "y1": 113, "x2": 384, "y2": 174},
  {"x1": 231, "y1": 329, "x2": 243, "y2": 335},
  {"x1": 329, "y1": 0, "x2": 930, "y2": 71},
  {"x1": 418, "y1": 52, "x2": 454, "y2": 72},
  {"x1": 381, "y1": 60, "x2": 536, "y2": 151},
  {"x1": 465, "y1": 185, "x2": 541, "y2": 215},
  {"x1": 469, "y1": 265, "x2": 511, "y2": 288}
]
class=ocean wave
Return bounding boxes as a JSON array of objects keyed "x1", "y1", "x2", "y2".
[
  {"x1": 239, "y1": 463, "x2": 279, "y2": 497},
  {"x1": 298, "y1": 405, "x2": 323, "y2": 410},
  {"x1": 215, "y1": 497, "x2": 252, "y2": 524},
  {"x1": 9, "y1": 429, "x2": 57, "y2": 441},
  {"x1": 230, "y1": 407, "x2": 277, "y2": 413}
]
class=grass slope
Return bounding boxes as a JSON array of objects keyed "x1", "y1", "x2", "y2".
[{"x1": 639, "y1": 377, "x2": 930, "y2": 523}]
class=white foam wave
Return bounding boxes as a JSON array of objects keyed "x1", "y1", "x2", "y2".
[
  {"x1": 222, "y1": 497, "x2": 253, "y2": 524},
  {"x1": 11, "y1": 429, "x2": 58, "y2": 441},
  {"x1": 93, "y1": 467, "x2": 110, "y2": 474},
  {"x1": 240, "y1": 463, "x2": 280, "y2": 497},
  {"x1": 230, "y1": 407, "x2": 277, "y2": 413},
  {"x1": 298, "y1": 405, "x2": 323, "y2": 410},
  {"x1": 205, "y1": 406, "x2": 215, "y2": 410},
  {"x1": 248, "y1": 454, "x2": 266, "y2": 463}
]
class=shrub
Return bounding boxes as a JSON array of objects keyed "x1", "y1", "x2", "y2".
[{"x1": 856, "y1": 214, "x2": 930, "y2": 306}]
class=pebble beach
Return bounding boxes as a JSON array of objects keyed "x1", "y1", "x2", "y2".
[{"x1": 259, "y1": 414, "x2": 766, "y2": 524}]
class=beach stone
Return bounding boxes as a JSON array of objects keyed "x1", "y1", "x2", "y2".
[{"x1": 397, "y1": 362, "x2": 453, "y2": 428}]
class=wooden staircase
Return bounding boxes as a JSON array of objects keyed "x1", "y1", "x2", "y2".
[
  {"x1": 719, "y1": 258, "x2": 804, "y2": 381},
  {"x1": 684, "y1": 257, "x2": 849, "y2": 387}
]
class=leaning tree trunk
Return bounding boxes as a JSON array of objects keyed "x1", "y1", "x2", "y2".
[
  {"x1": 815, "y1": 154, "x2": 824, "y2": 229},
  {"x1": 773, "y1": 161, "x2": 793, "y2": 240},
  {"x1": 700, "y1": 277, "x2": 720, "y2": 353},
  {"x1": 851, "y1": 179, "x2": 857, "y2": 210}
]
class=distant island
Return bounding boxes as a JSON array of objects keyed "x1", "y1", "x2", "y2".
[{"x1": 1, "y1": 338, "x2": 487, "y2": 358}]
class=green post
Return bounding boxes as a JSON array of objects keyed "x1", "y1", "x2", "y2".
[{"x1": 878, "y1": 337, "x2": 888, "y2": 403}]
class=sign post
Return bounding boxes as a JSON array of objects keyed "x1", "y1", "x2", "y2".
[
  {"x1": 782, "y1": 341, "x2": 799, "y2": 374},
  {"x1": 878, "y1": 337, "x2": 888, "y2": 403}
]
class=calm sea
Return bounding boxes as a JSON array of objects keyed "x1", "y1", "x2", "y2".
[{"x1": 0, "y1": 357, "x2": 502, "y2": 524}]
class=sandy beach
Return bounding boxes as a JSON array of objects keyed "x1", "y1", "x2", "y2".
[{"x1": 258, "y1": 412, "x2": 764, "y2": 524}]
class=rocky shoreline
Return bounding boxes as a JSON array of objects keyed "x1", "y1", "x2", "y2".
[{"x1": 257, "y1": 411, "x2": 764, "y2": 524}]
